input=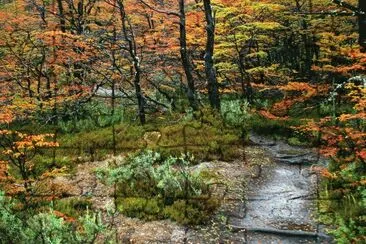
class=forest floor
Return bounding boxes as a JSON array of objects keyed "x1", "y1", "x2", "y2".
[{"x1": 48, "y1": 135, "x2": 332, "y2": 243}]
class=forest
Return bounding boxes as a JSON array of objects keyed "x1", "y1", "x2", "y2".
[{"x1": 0, "y1": 0, "x2": 365, "y2": 243}]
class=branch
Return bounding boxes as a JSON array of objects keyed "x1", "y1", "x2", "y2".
[
  {"x1": 285, "y1": 11, "x2": 355, "y2": 16},
  {"x1": 331, "y1": 0, "x2": 365, "y2": 16},
  {"x1": 138, "y1": 0, "x2": 180, "y2": 17}
]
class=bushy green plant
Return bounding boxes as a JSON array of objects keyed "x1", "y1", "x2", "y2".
[
  {"x1": 53, "y1": 197, "x2": 92, "y2": 218},
  {"x1": 96, "y1": 151, "x2": 219, "y2": 224},
  {"x1": 0, "y1": 192, "x2": 25, "y2": 243},
  {"x1": 117, "y1": 197, "x2": 163, "y2": 220},
  {"x1": 96, "y1": 151, "x2": 203, "y2": 199},
  {"x1": 56, "y1": 100, "x2": 124, "y2": 134},
  {"x1": 221, "y1": 99, "x2": 251, "y2": 128},
  {"x1": 0, "y1": 191, "x2": 108, "y2": 243},
  {"x1": 328, "y1": 215, "x2": 366, "y2": 244}
]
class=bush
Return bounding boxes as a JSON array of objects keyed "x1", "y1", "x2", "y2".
[
  {"x1": 221, "y1": 99, "x2": 251, "y2": 129},
  {"x1": 117, "y1": 197, "x2": 163, "y2": 221},
  {"x1": 96, "y1": 151, "x2": 204, "y2": 199},
  {"x1": 0, "y1": 191, "x2": 108, "y2": 243},
  {"x1": 53, "y1": 197, "x2": 92, "y2": 218},
  {"x1": 96, "y1": 151, "x2": 220, "y2": 224}
]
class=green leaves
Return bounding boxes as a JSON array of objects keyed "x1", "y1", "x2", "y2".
[
  {"x1": 0, "y1": 191, "x2": 107, "y2": 243},
  {"x1": 96, "y1": 150, "x2": 204, "y2": 198}
]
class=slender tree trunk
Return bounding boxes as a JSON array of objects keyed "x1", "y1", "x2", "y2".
[
  {"x1": 117, "y1": 0, "x2": 146, "y2": 124},
  {"x1": 203, "y1": 0, "x2": 220, "y2": 110},
  {"x1": 56, "y1": 0, "x2": 66, "y2": 32},
  {"x1": 111, "y1": 81, "x2": 117, "y2": 155},
  {"x1": 359, "y1": 0, "x2": 366, "y2": 52},
  {"x1": 179, "y1": 0, "x2": 198, "y2": 110}
]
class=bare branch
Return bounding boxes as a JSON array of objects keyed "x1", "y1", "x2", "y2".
[
  {"x1": 138, "y1": 0, "x2": 180, "y2": 17},
  {"x1": 331, "y1": 0, "x2": 365, "y2": 16}
]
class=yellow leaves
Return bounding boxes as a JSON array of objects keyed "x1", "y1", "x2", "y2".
[
  {"x1": 0, "y1": 130, "x2": 13, "y2": 135},
  {"x1": 247, "y1": 22, "x2": 283, "y2": 31},
  {"x1": 0, "y1": 108, "x2": 14, "y2": 124},
  {"x1": 40, "y1": 166, "x2": 68, "y2": 179}
]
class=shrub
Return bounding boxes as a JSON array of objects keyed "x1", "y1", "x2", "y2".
[
  {"x1": 53, "y1": 197, "x2": 93, "y2": 218},
  {"x1": 117, "y1": 197, "x2": 163, "y2": 221},
  {"x1": 96, "y1": 151, "x2": 219, "y2": 224},
  {"x1": 0, "y1": 191, "x2": 108, "y2": 243},
  {"x1": 96, "y1": 151, "x2": 203, "y2": 199},
  {"x1": 221, "y1": 99, "x2": 251, "y2": 129}
]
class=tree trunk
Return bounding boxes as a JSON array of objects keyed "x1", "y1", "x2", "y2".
[
  {"x1": 56, "y1": 0, "x2": 66, "y2": 32},
  {"x1": 179, "y1": 0, "x2": 198, "y2": 110},
  {"x1": 117, "y1": 0, "x2": 146, "y2": 124},
  {"x1": 359, "y1": 0, "x2": 366, "y2": 52},
  {"x1": 203, "y1": 0, "x2": 220, "y2": 110}
]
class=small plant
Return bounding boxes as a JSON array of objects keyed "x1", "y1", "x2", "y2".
[
  {"x1": 221, "y1": 99, "x2": 251, "y2": 128},
  {"x1": 96, "y1": 151, "x2": 203, "y2": 199},
  {"x1": 0, "y1": 191, "x2": 108, "y2": 243},
  {"x1": 96, "y1": 151, "x2": 219, "y2": 224}
]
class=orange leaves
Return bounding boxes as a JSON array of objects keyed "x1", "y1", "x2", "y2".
[
  {"x1": 0, "y1": 108, "x2": 14, "y2": 124},
  {"x1": 279, "y1": 82, "x2": 316, "y2": 95},
  {"x1": 356, "y1": 150, "x2": 366, "y2": 160},
  {"x1": 14, "y1": 134, "x2": 59, "y2": 150},
  {"x1": 339, "y1": 113, "x2": 366, "y2": 122},
  {"x1": 310, "y1": 165, "x2": 338, "y2": 179},
  {"x1": 53, "y1": 210, "x2": 76, "y2": 223},
  {"x1": 320, "y1": 168, "x2": 338, "y2": 180},
  {"x1": 258, "y1": 110, "x2": 288, "y2": 120},
  {"x1": 1, "y1": 131, "x2": 59, "y2": 162},
  {"x1": 270, "y1": 82, "x2": 318, "y2": 116},
  {"x1": 0, "y1": 161, "x2": 9, "y2": 181}
]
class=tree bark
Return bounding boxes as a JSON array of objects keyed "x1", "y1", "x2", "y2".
[
  {"x1": 359, "y1": 0, "x2": 366, "y2": 52},
  {"x1": 179, "y1": 0, "x2": 198, "y2": 110},
  {"x1": 139, "y1": 0, "x2": 198, "y2": 110},
  {"x1": 117, "y1": 0, "x2": 146, "y2": 124},
  {"x1": 203, "y1": 0, "x2": 220, "y2": 110},
  {"x1": 56, "y1": 0, "x2": 66, "y2": 32}
]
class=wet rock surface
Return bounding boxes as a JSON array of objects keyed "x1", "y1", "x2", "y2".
[{"x1": 235, "y1": 134, "x2": 332, "y2": 243}]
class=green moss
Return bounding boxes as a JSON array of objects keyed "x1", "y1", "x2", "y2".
[
  {"x1": 53, "y1": 197, "x2": 92, "y2": 218},
  {"x1": 117, "y1": 197, "x2": 164, "y2": 221},
  {"x1": 287, "y1": 137, "x2": 308, "y2": 147},
  {"x1": 31, "y1": 154, "x2": 73, "y2": 176},
  {"x1": 163, "y1": 199, "x2": 219, "y2": 225},
  {"x1": 117, "y1": 197, "x2": 220, "y2": 225}
]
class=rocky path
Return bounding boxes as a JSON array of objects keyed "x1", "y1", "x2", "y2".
[{"x1": 231, "y1": 134, "x2": 332, "y2": 243}]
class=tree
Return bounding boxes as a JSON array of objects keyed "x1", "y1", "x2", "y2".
[
  {"x1": 332, "y1": 0, "x2": 366, "y2": 52},
  {"x1": 139, "y1": 0, "x2": 199, "y2": 110},
  {"x1": 116, "y1": 0, "x2": 146, "y2": 124},
  {"x1": 203, "y1": 0, "x2": 220, "y2": 110}
]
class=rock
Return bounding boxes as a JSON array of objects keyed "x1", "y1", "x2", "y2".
[{"x1": 143, "y1": 131, "x2": 162, "y2": 146}]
